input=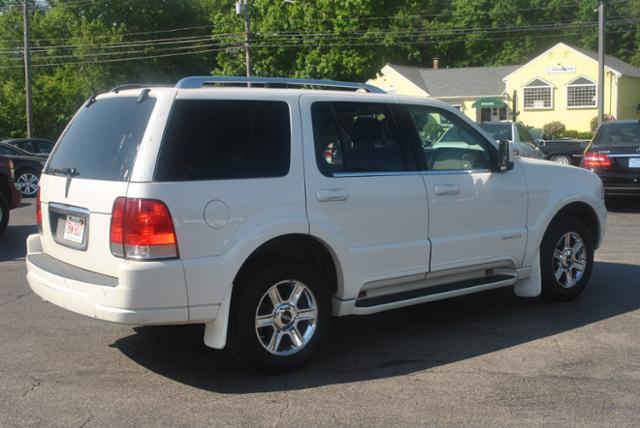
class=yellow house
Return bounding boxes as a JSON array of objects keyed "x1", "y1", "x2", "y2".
[{"x1": 368, "y1": 42, "x2": 640, "y2": 132}]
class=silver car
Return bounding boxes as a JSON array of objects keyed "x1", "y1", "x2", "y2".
[{"x1": 480, "y1": 121, "x2": 545, "y2": 160}]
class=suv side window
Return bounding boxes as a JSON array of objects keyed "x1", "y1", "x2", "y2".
[
  {"x1": 311, "y1": 102, "x2": 408, "y2": 176},
  {"x1": 403, "y1": 105, "x2": 493, "y2": 171},
  {"x1": 155, "y1": 100, "x2": 290, "y2": 181}
]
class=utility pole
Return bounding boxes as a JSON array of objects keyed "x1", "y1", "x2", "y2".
[
  {"x1": 235, "y1": 0, "x2": 252, "y2": 77},
  {"x1": 23, "y1": 0, "x2": 33, "y2": 138},
  {"x1": 597, "y1": 2, "x2": 605, "y2": 126}
]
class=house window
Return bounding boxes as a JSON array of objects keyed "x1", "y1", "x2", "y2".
[
  {"x1": 567, "y1": 76, "x2": 596, "y2": 108},
  {"x1": 523, "y1": 78, "x2": 553, "y2": 109}
]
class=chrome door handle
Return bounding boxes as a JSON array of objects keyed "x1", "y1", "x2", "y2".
[
  {"x1": 434, "y1": 184, "x2": 460, "y2": 196},
  {"x1": 316, "y1": 189, "x2": 349, "y2": 202}
]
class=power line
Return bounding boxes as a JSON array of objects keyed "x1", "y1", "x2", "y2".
[
  {"x1": 1, "y1": 19, "x2": 637, "y2": 65},
  {"x1": 2, "y1": 16, "x2": 638, "y2": 55},
  {"x1": 0, "y1": 0, "x2": 632, "y2": 46},
  {"x1": 1, "y1": 25, "x2": 636, "y2": 70}
]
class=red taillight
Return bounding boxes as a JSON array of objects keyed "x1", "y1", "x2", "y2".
[
  {"x1": 35, "y1": 189, "x2": 42, "y2": 233},
  {"x1": 110, "y1": 197, "x2": 178, "y2": 260},
  {"x1": 583, "y1": 152, "x2": 612, "y2": 169}
]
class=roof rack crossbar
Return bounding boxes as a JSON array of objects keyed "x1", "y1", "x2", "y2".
[{"x1": 174, "y1": 76, "x2": 386, "y2": 94}]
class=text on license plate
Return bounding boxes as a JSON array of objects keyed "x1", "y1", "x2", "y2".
[
  {"x1": 63, "y1": 215, "x2": 85, "y2": 243},
  {"x1": 629, "y1": 158, "x2": 640, "y2": 168}
]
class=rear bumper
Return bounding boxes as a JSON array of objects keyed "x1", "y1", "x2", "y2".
[
  {"x1": 603, "y1": 186, "x2": 640, "y2": 197},
  {"x1": 25, "y1": 233, "x2": 196, "y2": 325}
]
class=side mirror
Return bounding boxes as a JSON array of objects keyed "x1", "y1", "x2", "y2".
[
  {"x1": 497, "y1": 140, "x2": 513, "y2": 172},
  {"x1": 533, "y1": 138, "x2": 545, "y2": 147}
]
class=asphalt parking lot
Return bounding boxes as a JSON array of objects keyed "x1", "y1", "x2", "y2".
[{"x1": 1, "y1": 198, "x2": 640, "y2": 427}]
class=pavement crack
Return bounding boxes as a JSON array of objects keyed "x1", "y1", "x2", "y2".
[
  {"x1": 77, "y1": 415, "x2": 94, "y2": 428},
  {"x1": 21, "y1": 375, "x2": 41, "y2": 398},
  {"x1": 0, "y1": 293, "x2": 28, "y2": 308},
  {"x1": 271, "y1": 396, "x2": 290, "y2": 427}
]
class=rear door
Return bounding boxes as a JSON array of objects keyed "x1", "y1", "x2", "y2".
[
  {"x1": 301, "y1": 95, "x2": 430, "y2": 300},
  {"x1": 38, "y1": 91, "x2": 170, "y2": 277}
]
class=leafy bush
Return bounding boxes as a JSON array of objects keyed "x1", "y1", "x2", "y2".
[
  {"x1": 562, "y1": 129, "x2": 579, "y2": 138},
  {"x1": 577, "y1": 131, "x2": 593, "y2": 139},
  {"x1": 543, "y1": 121, "x2": 566, "y2": 138}
]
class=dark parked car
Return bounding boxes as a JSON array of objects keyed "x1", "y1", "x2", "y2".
[
  {"x1": 0, "y1": 142, "x2": 45, "y2": 197},
  {"x1": 1, "y1": 138, "x2": 54, "y2": 158},
  {"x1": 0, "y1": 155, "x2": 22, "y2": 236},
  {"x1": 582, "y1": 120, "x2": 640, "y2": 197},
  {"x1": 537, "y1": 138, "x2": 590, "y2": 166}
]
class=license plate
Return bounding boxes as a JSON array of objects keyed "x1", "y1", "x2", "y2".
[
  {"x1": 629, "y1": 158, "x2": 640, "y2": 168},
  {"x1": 63, "y1": 215, "x2": 85, "y2": 244}
]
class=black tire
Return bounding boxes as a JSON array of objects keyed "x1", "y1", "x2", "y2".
[
  {"x1": 0, "y1": 191, "x2": 9, "y2": 237},
  {"x1": 540, "y1": 216, "x2": 594, "y2": 301},
  {"x1": 228, "y1": 262, "x2": 331, "y2": 373}
]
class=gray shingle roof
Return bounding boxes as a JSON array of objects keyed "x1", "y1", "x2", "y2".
[
  {"x1": 569, "y1": 45, "x2": 640, "y2": 79},
  {"x1": 389, "y1": 64, "x2": 521, "y2": 97}
]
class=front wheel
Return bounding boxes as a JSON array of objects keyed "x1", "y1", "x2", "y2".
[
  {"x1": 229, "y1": 262, "x2": 331, "y2": 372},
  {"x1": 540, "y1": 217, "x2": 594, "y2": 301}
]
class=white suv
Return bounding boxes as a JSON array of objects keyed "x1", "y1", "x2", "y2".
[{"x1": 26, "y1": 76, "x2": 607, "y2": 372}]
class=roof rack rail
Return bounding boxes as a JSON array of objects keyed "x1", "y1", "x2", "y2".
[
  {"x1": 174, "y1": 76, "x2": 386, "y2": 94},
  {"x1": 110, "y1": 83, "x2": 168, "y2": 93}
]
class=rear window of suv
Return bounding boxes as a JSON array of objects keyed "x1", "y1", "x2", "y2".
[
  {"x1": 46, "y1": 96, "x2": 156, "y2": 181},
  {"x1": 155, "y1": 100, "x2": 290, "y2": 181}
]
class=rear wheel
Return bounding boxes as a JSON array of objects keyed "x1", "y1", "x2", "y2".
[
  {"x1": 229, "y1": 262, "x2": 330, "y2": 372},
  {"x1": 16, "y1": 170, "x2": 39, "y2": 197},
  {"x1": 551, "y1": 155, "x2": 572, "y2": 165},
  {"x1": 0, "y1": 192, "x2": 9, "y2": 237},
  {"x1": 540, "y1": 217, "x2": 594, "y2": 301}
]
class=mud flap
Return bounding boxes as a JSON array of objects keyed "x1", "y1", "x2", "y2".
[
  {"x1": 514, "y1": 250, "x2": 542, "y2": 297},
  {"x1": 203, "y1": 285, "x2": 232, "y2": 349}
]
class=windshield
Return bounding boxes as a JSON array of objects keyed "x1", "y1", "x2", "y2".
[
  {"x1": 593, "y1": 122, "x2": 640, "y2": 147},
  {"x1": 46, "y1": 96, "x2": 156, "y2": 181},
  {"x1": 480, "y1": 123, "x2": 512, "y2": 141}
]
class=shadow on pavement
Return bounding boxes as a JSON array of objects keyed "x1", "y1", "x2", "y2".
[
  {"x1": 606, "y1": 198, "x2": 640, "y2": 213},
  {"x1": 0, "y1": 224, "x2": 36, "y2": 262},
  {"x1": 113, "y1": 260, "x2": 640, "y2": 394}
]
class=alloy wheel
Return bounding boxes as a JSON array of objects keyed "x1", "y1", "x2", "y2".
[
  {"x1": 254, "y1": 279, "x2": 318, "y2": 356},
  {"x1": 552, "y1": 156, "x2": 571, "y2": 165},
  {"x1": 16, "y1": 173, "x2": 39, "y2": 196},
  {"x1": 552, "y1": 232, "x2": 587, "y2": 289}
]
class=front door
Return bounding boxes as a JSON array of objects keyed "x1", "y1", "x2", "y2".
[
  {"x1": 402, "y1": 104, "x2": 528, "y2": 272},
  {"x1": 480, "y1": 107, "x2": 507, "y2": 123},
  {"x1": 300, "y1": 95, "x2": 430, "y2": 300}
]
